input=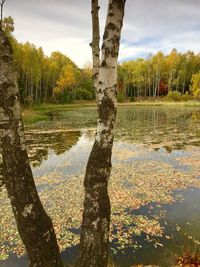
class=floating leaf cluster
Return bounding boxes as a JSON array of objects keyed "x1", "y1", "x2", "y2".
[{"x1": 1, "y1": 144, "x2": 200, "y2": 260}]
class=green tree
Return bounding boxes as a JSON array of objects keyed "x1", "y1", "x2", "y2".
[{"x1": 190, "y1": 72, "x2": 200, "y2": 99}]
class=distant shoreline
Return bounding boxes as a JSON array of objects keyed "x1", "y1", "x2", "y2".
[{"x1": 22, "y1": 100, "x2": 200, "y2": 125}]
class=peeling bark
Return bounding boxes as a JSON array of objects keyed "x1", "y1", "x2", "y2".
[
  {"x1": 76, "y1": 1, "x2": 126, "y2": 267},
  {"x1": 0, "y1": 27, "x2": 63, "y2": 267}
]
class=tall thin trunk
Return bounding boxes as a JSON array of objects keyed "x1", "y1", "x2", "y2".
[
  {"x1": 154, "y1": 70, "x2": 157, "y2": 98},
  {"x1": 148, "y1": 64, "x2": 151, "y2": 97},
  {"x1": 0, "y1": 27, "x2": 63, "y2": 267},
  {"x1": 25, "y1": 73, "x2": 28, "y2": 99},
  {"x1": 0, "y1": 4, "x2": 2, "y2": 24},
  {"x1": 182, "y1": 64, "x2": 187, "y2": 94},
  {"x1": 168, "y1": 69, "x2": 172, "y2": 93},
  {"x1": 176, "y1": 74, "x2": 179, "y2": 92},
  {"x1": 76, "y1": 1, "x2": 126, "y2": 267},
  {"x1": 157, "y1": 68, "x2": 160, "y2": 96}
]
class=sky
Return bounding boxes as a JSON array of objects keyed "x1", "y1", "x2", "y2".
[{"x1": 4, "y1": 0, "x2": 200, "y2": 67}]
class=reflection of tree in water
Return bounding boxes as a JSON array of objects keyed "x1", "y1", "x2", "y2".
[
  {"x1": 116, "y1": 107, "x2": 200, "y2": 149},
  {"x1": 0, "y1": 161, "x2": 3, "y2": 188},
  {"x1": 26, "y1": 130, "x2": 81, "y2": 167},
  {"x1": 0, "y1": 130, "x2": 81, "y2": 181},
  {"x1": 191, "y1": 110, "x2": 200, "y2": 122}
]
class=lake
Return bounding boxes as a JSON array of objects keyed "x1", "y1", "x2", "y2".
[{"x1": 0, "y1": 105, "x2": 200, "y2": 267}]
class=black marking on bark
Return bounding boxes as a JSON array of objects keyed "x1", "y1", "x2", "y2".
[
  {"x1": 99, "y1": 96, "x2": 115, "y2": 124},
  {"x1": 103, "y1": 30, "x2": 108, "y2": 40},
  {"x1": 92, "y1": 73, "x2": 98, "y2": 80},
  {"x1": 85, "y1": 141, "x2": 112, "y2": 187},
  {"x1": 105, "y1": 47, "x2": 111, "y2": 56},
  {"x1": 106, "y1": 22, "x2": 118, "y2": 31},
  {"x1": 108, "y1": 11, "x2": 114, "y2": 17},
  {"x1": 2, "y1": 54, "x2": 12, "y2": 62},
  {"x1": 7, "y1": 94, "x2": 15, "y2": 107},
  {"x1": 101, "y1": 60, "x2": 107, "y2": 67},
  {"x1": 113, "y1": 0, "x2": 126, "y2": 10},
  {"x1": 0, "y1": 25, "x2": 64, "y2": 267}
]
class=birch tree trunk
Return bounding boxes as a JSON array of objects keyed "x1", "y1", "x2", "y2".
[
  {"x1": 76, "y1": 1, "x2": 126, "y2": 267},
  {"x1": 0, "y1": 27, "x2": 63, "y2": 267}
]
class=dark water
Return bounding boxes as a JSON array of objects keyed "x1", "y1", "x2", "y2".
[{"x1": 1, "y1": 106, "x2": 200, "y2": 267}]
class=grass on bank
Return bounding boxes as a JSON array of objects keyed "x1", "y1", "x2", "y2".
[
  {"x1": 22, "y1": 108, "x2": 50, "y2": 124},
  {"x1": 21, "y1": 98, "x2": 200, "y2": 125},
  {"x1": 21, "y1": 101, "x2": 96, "y2": 124},
  {"x1": 118, "y1": 100, "x2": 200, "y2": 107}
]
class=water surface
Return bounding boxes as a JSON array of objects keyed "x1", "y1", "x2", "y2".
[{"x1": 0, "y1": 106, "x2": 200, "y2": 267}]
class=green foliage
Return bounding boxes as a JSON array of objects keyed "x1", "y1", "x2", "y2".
[
  {"x1": 1, "y1": 16, "x2": 14, "y2": 36},
  {"x1": 4, "y1": 16, "x2": 200, "y2": 105},
  {"x1": 190, "y1": 72, "x2": 200, "y2": 99},
  {"x1": 24, "y1": 96, "x2": 34, "y2": 106},
  {"x1": 181, "y1": 92, "x2": 193, "y2": 101},
  {"x1": 22, "y1": 109, "x2": 49, "y2": 124},
  {"x1": 11, "y1": 41, "x2": 94, "y2": 105},
  {"x1": 165, "y1": 91, "x2": 182, "y2": 102},
  {"x1": 165, "y1": 91, "x2": 194, "y2": 102},
  {"x1": 76, "y1": 88, "x2": 93, "y2": 100},
  {"x1": 119, "y1": 49, "x2": 200, "y2": 98},
  {"x1": 117, "y1": 92, "x2": 125, "y2": 103},
  {"x1": 3, "y1": 17, "x2": 94, "y2": 105}
]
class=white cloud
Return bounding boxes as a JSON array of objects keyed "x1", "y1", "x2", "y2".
[{"x1": 4, "y1": 0, "x2": 200, "y2": 67}]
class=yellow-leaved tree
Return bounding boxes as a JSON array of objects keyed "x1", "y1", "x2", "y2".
[
  {"x1": 53, "y1": 64, "x2": 76, "y2": 103},
  {"x1": 190, "y1": 72, "x2": 200, "y2": 99}
]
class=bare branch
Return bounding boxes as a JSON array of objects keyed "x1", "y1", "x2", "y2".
[{"x1": 0, "y1": 0, "x2": 7, "y2": 26}]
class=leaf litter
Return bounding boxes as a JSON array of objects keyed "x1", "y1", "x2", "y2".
[{"x1": 0, "y1": 144, "x2": 200, "y2": 259}]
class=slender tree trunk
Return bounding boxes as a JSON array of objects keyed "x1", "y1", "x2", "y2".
[
  {"x1": 157, "y1": 69, "x2": 160, "y2": 97},
  {"x1": 0, "y1": 4, "x2": 2, "y2": 25},
  {"x1": 148, "y1": 64, "x2": 151, "y2": 97},
  {"x1": 76, "y1": 1, "x2": 126, "y2": 267},
  {"x1": 182, "y1": 63, "x2": 187, "y2": 94},
  {"x1": 0, "y1": 27, "x2": 63, "y2": 267},
  {"x1": 168, "y1": 70, "x2": 171, "y2": 93},
  {"x1": 154, "y1": 66, "x2": 158, "y2": 97},
  {"x1": 25, "y1": 73, "x2": 28, "y2": 100},
  {"x1": 176, "y1": 74, "x2": 179, "y2": 92}
]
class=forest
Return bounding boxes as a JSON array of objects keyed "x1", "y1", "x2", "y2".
[
  {"x1": 1, "y1": 1, "x2": 200, "y2": 267},
  {"x1": 118, "y1": 50, "x2": 200, "y2": 100},
  {"x1": 2, "y1": 16, "x2": 94, "y2": 104},
  {"x1": 2, "y1": 16, "x2": 200, "y2": 105}
]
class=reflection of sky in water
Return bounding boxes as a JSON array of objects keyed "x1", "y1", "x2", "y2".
[
  {"x1": 32, "y1": 130, "x2": 94, "y2": 178},
  {"x1": 1, "y1": 106, "x2": 200, "y2": 267},
  {"x1": 32, "y1": 130, "x2": 192, "y2": 187},
  {"x1": 28, "y1": 106, "x2": 200, "y2": 266},
  {"x1": 26, "y1": 106, "x2": 200, "y2": 150},
  {"x1": 121, "y1": 188, "x2": 200, "y2": 267},
  {"x1": 126, "y1": 147, "x2": 191, "y2": 172}
]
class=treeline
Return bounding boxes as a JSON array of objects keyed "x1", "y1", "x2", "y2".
[
  {"x1": 3, "y1": 17, "x2": 200, "y2": 104},
  {"x1": 13, "y1": 44, "x2": 94, "y2": 104},
  {"x1": 118, "y1": 49, "x2": 200, "y2": 99},
  {"x1": 3, "y1": 17, "x2": 94, "y2": 104}
]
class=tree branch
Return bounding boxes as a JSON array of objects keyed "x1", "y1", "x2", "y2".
[{"x1": 0, "y1": 0, "x2": 6, "y2": 25}]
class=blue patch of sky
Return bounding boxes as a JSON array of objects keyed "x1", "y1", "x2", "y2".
[{"x1": 121, "y1": 37, "x2": 159, "y2": 48}]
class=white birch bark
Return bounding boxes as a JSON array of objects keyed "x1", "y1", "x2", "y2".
[
  {"x1": 76, "y1": 1, "x2": 126, "y2": 267},
  {"x1": 0, "y1": 27, "x2": 63, "y2": 267}
]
